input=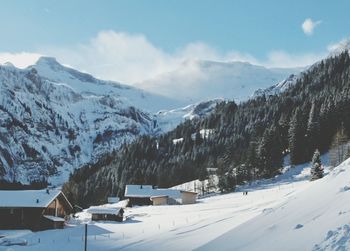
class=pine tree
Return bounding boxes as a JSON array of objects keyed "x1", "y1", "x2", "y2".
[
  {"x1": 306, "y1": 102, "x2": 320, "y2": 154},
  {"x1": 245, "y1": 141, "x2": 258, "y2": 182},
  {"x1": 310, "y1": 149, "x2": 323, "y2": 181},
  {"x1": 329, "y1": 124, "x2": 348, "y2": 167},
  {"x1": 257, "y1": 126, "x2": 283, "y2": 177},
  {"x1": 289, "y1": 108, "x2": 307, "y2": 165}
]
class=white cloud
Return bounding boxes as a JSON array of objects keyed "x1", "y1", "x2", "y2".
[
  {"x1": 302, "y1": 18, "x2": 322, "y2": 36},
  {"x1": 42, "y1": 31, "x2": 325, "y2": 84},
  {"x1": 0, "y1": 52, "x2": 41, "y2": 68},
  {"x1": 39, "y1": 31, "x2": 259, "y2": 84},
  {"x1": 0, "y1": 31, "x2": 328, "y2": 86}
]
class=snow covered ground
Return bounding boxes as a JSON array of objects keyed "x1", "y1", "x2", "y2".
[{"x1": 2, "y1": 157, "x2": 338, "y2": 251}]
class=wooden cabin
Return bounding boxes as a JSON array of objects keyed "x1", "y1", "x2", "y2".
[
  {"x1": 180, "y1": 191, "x2": 198, "y2": 204},
  {"x1": 124, "y1": 185, "x2": 198, "y2": 206},
  {"x1": 124, "y1": 185, "x2": 154, "y2": 206},
  {"x1": 87, "y1": 206, "x2": 124, "y2": 222},
  {"x1": 0, "y1": 189, "x2": 73, "y2": 231},
  {"x1": 150, "y1": 195, "x2": 168, "y2": 205}
]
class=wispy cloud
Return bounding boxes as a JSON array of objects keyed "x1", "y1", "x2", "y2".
[
  {"x1": 0, "y1": 31, "x2": 328, "y2": 85},
  {"x1": 41, "y1": 31, "x2": 263, "y2": 84},
  {"x1": 41, "y1": 31, "x2": 326, "y2": 83},
  {"x1": 302, "y1": 18, "x2": 322, "y2": 36}
]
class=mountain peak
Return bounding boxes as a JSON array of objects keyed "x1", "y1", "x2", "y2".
[
  {"x1": 34, "y1": 56, "x2": 63, "y2": 70},
  {"x1": 3, "y1": 62, "x2": 15, "y2": 68}
]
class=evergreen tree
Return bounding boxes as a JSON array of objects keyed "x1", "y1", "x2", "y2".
[
  {"x1": 306, "y1": 102, "x2": 321, "y2": 154},
  {"x1": 310, "y1": 149, "x2": 323, "y2": 181},
  {"x1": 288, "y1": 108, "x2": 307, "y2": 165},
  {"x1": 257, "y1": 126, "x2": 283, "y2": 177},
  {"x1": 245, "y1": 141, "x2": 258, "y2": 182},
  {"x1": 329, "y1": 124, "x2": 348, "y2": 167}
]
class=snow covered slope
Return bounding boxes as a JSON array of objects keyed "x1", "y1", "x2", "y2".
[
  {"x1": 253, "y1": 73, "x2": 299, "y2": 97},
  {"x1": 0, "y1": 157, "x2": 332, "y2": 251},
  {"x1": 139, "y1": 60, "x2": 300, "y2": 103},
  {"x1": 4, "y1": 156, "x2": 350, "y2": 251},
  {"x1": 199, "y1": 158, "x2": 350, "y2": 251},
  {"x1": 155, "y1": 99, "x2": 222, "y2": 132}
]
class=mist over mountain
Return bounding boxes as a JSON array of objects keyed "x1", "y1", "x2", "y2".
[{"x1": 139, "y1": 60, "x2": 300, "y2": 103}]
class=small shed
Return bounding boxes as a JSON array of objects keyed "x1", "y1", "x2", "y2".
[
  {"x1": 124, "y1": 185, "x2": 198, "y2": 206},
  {"x1": 150, "y1": 195, "x2": 168, "y2": 206},
  {"x1": 181, "y1": 191, "x2": 198, "y2": 204},
  {"x1": 87, "y1": 206, "x2": 124, "y2": 222}
]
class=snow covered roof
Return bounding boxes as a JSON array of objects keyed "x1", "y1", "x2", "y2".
[
  {"x1": 124, "y1": 185, "x2": 183, "y2": 199},
  {"x1": 86, "y1": 206, "x2": 122, "y2": 215},
  {"x1": 0, "y1": 189, "x2": 65, "y2": 208},
  {"x1": 43, "y1": 215, "x2": 65, "y2": 222},
  {"x1": 156, "y1": 189, "x2": 181, "y2": 199},
  {"x1": 124, "y1": 185, "x2": 154, "y2": 198}
]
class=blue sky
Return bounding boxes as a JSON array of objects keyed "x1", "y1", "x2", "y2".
[{"x1": 0, "y1": 0, "x2": 349, "y2": 83}]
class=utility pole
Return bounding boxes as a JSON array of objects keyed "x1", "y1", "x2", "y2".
[{"x1": 84, "y1": 224, "x2": 88, "y2": 251}]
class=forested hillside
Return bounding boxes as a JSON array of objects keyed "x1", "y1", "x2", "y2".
[{"x1": 63, "y1": 51, "x2": 350, "y2": 207}]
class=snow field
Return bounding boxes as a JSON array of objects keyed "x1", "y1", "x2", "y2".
[{"x1": 0, "y1": 169, "x2": 312, "y2": 251}]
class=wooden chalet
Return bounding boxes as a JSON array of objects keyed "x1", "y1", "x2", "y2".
[
  {"x1": 0, "y1": 189, "x2": 73, "y2": 231},
  {"x1": 87, "y1": 206, "x2": 124, "y2": 222},
  {"x1": 124, "y1": 185, "x2": 154, "y2": 206},
  {"x1": 124, "y1": 185, "x2": 198, "y2": 206}
]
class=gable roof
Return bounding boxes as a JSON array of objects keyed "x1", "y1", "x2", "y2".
[
  {"x1": 124, "y1": 185, "x2": 183, "y2": 199},
  {"x1": 0, "y1": 189, "x2": 71, "y2": 209},
  {"x1": 124, "y1": 185, "x2": 154, "y2": 198},
  {"x1": 87, "y1": 206, "x2": 122, "y2": 215}
]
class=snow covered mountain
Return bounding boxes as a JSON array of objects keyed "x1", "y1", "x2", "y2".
[
  {"x1": 0, "y1": 56, "x2": 301, "y2": 186},
  {"x1": 0, "y1": 57, "x2": 246, "y2": 185},
  {"x1": 0, "y1": 58, "x2": 185, "y2": 185},
  {"x1": 139, "y1": 60, "x2": 300, "y2": 103},
  {"x1": 30, "y1": 57, "x2": 182, "y2": 113}
]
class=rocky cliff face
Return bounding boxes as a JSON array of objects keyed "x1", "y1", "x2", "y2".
[{"x1": 0, "y1": 59, "x2": 162, "y2": 185}]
